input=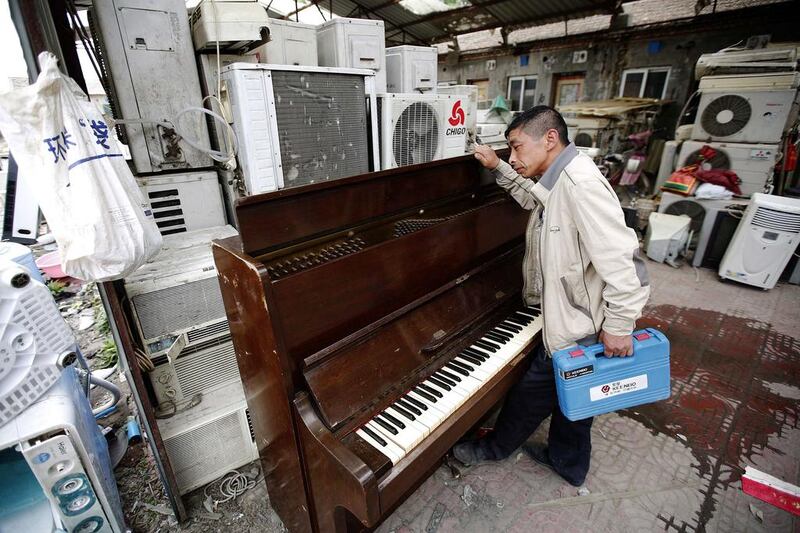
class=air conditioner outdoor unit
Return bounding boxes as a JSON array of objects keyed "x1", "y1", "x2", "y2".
[
  {"x1": 123, "y1": 225, "x2": 237, "y2": 349},
  {"x1": 437, "y1": 85, "x2": 479, "y2": 151},
  {"x1": 136, "y1": 171, "x2": 226, "y2": 236},
  {"x1": 378, "y1": 93, "x2": 469, "y2": 170},
  {"x1": 676, "y1": 140, "x2": 779, "y2": 197},
  {"x1": 692, "y1": 72, "x2": 800, "y2": 144},
  {"x1": 385, "y1": 45, "x2": 438, "y2": 93},
  {"x1": 190, "y1": 0, "x2": 270, "y2": 52},
  {"x1": 157, "y1": 381, "x2": 257, "y2": 494},
  {"x1": 316, "y1": 17, "x2": 386, "y2": 93},
  {"x1": 221, "y1": 64, "x2": 379, "y2": 194},
  {"x1": 658, "y1": 191, "x2": 750, "y2": 267},
  {"x1": 249, "y1": 18, "x2": 318, "y2": 66},
  {"x1": 695, "y1": 47, "x2": 800, "y2": 80},
  {"x1": 719, "y1": 193, "x2": 800, "y2": 289},
  {"x1": 566, "y1": 117, "x2": 612, "y2": 149}
]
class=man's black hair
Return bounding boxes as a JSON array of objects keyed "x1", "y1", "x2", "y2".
[{"x1": 504, "y1": 105, "x2": 570, "y2": 145}]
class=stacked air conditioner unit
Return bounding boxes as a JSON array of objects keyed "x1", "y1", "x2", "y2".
[
  {"x1": 123, "y1": 225, "x2": 258, "y2": 494},
  {"x1": 190, "y1": 0, "x2": 270, "y2": 52},
  {"x1": 682, "y1": 72, "x2": 800, "y2": 197},
  {"x1": 719, "y1": 193, "x2": 800, "y2": 289},
  {"x1": 221, "y1": 63, "x2": 379, "y2": 195},
  {"x1": 136, "y1": 171, "x2": 226, "y2": 236},
  {"x1": 385, "y1": 45, "x2": 438, "y2": 93},
  {"x1": 378, "y1": 93, "x2": 470, "y2": 170},
  {"x1": 675, "y1": 141, "x2": 780, "y2": 198},
  {"x1": 316, "y1": 17, "x2": 387, "y2": 93},
  {"x1": 248, "y1": 18, "x2": 318, "y2": 66}
]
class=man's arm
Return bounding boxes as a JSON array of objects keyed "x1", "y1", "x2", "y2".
[
  {"x1": 568, "y1": 178, "x2": 650, "y2": 356},
  {"x1": 474, "y1": 145, "x2": 538, "y2": 211}
]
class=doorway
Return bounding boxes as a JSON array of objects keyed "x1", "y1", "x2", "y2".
[{"x1": 551, "y1": 73, "x2": 585, "y2": 108}]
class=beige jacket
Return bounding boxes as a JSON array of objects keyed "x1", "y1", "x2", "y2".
[{"x1": 493, "y1": 143, "x2": 650, "y2": 353}]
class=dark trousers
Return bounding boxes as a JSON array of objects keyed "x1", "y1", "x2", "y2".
[{"x1": 479, "y1": 345, "x2": 593, "y2": 486}]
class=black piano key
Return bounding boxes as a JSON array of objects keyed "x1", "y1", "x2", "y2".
[
  {"x1": 450, "y1": 359, "x2": 475, "y2": 372},
  {"x1": 398, "y1": 398, "x2": 422, "y2": 414},
  {"x1": 473, "y1": 340, "x2": 498, "y2": 353},
  {"x1": 494, "y1": 324, "x2": 518, "y2": 336},
  {"x1": 373, "y1": 416, "x2": 398, "y2": 435},
  {"x1": 433, "y1": 371, "x2": 457, "y2": 387},
  {"x1": 391, "y1": 403, "x2": 416, "y2": 421},
  {"x1": 459, "y1": 353, "x2": 483, "y2": 366},
  {"x1": 438, "y1": 368, "x2": 461, "y2": 382},
  {"x1": 517, "y1": 309, "x2": 538, "y2": 318},
  {"x1": 462, "y1": 347, "x2": 487, "y2": 361},
  {"x1": 478, "y1": 338, "x2": 502, "y2": 350},
  {"x1": 418, "y1": 383, "x2": 443, "y2": 399},
  {"x1": 513, "y1": 312, "x2": 533, "y2": 324},
  {"x1": 361, "y1": 425, "x2": 388, "y2": 447},
  {"x1": 505, "y1": 316, "x2": 526, "y2": 327},
  {"x1": 427, "y1": 375, "x2": 452, "y2": 391},
  {"x1": 381, "y1": 411, "x2": 406, "y2": 429},
  {"x1": 445, "y1": 363, "x2": 470, "y2": 377},
  {"x1": 500, "y1": 321, "x2": 522, "y2": 333},
  {"x1": 485, "y1": 331, "x2": 509, "y2": 344}
]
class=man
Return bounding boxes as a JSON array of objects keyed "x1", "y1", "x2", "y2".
[{"x1": 452, "y1": 106, "x2": 650, "y2": 487}]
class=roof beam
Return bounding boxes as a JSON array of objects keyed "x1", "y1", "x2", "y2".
[
  {"x1": 427, "y1": 2, "x2": 619, "y2": 44},
  {"x1": 391, "y1": 0, "x2": 513, "y2": 30}
]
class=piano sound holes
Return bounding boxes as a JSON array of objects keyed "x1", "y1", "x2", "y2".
[{"x1": 266, "y1": 236, "x2": 367, "y2": 279}]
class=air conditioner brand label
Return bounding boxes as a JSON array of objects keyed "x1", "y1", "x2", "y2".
[
  {"x1": 563, "y1": 364, "x2": 594, "y2": 380},
  {"x1": 446, "y1": 100, "x2": 466, "y2": 136},
  {"x1": 589, "y1": 374, "x2": 648, "y2": 401},
  {"x1": 750, "y1": 149, "x2": 772, "y2": 160}
]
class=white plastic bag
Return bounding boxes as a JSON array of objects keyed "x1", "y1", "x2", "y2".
[{"x1": 0, "y1": 52, "x2": 161, "y2": 281}]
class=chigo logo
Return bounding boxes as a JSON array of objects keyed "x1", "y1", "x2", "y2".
[{"x1": 446, "y1": 100, "x2": 467, "y2": 136}]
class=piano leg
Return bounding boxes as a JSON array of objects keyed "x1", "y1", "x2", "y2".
[{"x1": 294, "y1": 393, "x2": 382, "y2": 532}]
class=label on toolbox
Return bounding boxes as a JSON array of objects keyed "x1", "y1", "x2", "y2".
[
  {"x1": 589, "y1": 374, "x2": 648, "y2": 401},
  {"x1": 563, "y1": 364, "x2": 594, "y2": 380}
]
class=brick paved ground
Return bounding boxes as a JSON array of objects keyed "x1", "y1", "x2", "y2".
[{"x1": 376, "y1": 262, "x2": 800, "y2": 533}]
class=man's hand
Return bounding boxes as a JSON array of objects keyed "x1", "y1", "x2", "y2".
[
  {"x1": 474, "y1": 144, "x2": 500, "y2": 170},
  {"x1": 599, "y1": 330, "x2": 633, "y2": 357}
]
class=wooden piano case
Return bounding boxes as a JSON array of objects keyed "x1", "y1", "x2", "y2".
[{"x1": 213, "y1": 152, "x2": 541, "y2": 532}]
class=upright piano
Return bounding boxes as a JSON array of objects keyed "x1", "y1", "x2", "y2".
[{"x1": 212, "y1": 153, "x2": 543, "y2": 532}]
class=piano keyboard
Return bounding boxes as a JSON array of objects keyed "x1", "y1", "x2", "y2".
[{"x1": 355, "y1": 307, "x2": 542, "y2": 464}]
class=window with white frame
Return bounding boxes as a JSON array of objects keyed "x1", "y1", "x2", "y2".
[
  {"x1": 619, "y1": 67, "x2": 670, "y2": 99},
  {"x1": 507, "y1": 76, "x2": 537, "y2": 111}
]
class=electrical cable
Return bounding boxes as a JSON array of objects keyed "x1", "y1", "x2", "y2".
[{"x1": 203, "y1": 467, "x2": 262, "y2": 510}]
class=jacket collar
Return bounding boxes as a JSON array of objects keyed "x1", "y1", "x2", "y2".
[{"x1": 532, "y1": 142, "x2": 579, "y2": 207}]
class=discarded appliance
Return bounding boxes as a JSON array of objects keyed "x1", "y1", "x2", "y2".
[
  {"x1": 645, "y1": 212, "x2": 692, "y2": 267},
  {"x1": 719, "y1": 193, "x2": 800, "y2": 289}
]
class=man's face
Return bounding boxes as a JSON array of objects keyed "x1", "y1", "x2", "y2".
[{"x1": 507, "y1": 128, "x2": 550, "y2": 178}]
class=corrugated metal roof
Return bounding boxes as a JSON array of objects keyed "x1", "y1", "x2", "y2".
[
  {"x1": 317, "y1": 0, "x2": 619, "y2": 45},
  {"x1": 445, "y1": 0, "x2": 792, "y2": 52}
]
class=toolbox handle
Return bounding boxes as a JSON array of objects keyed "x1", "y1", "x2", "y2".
[{"x1": 574, "y1": 329, "x2": 654, "y2": 359}]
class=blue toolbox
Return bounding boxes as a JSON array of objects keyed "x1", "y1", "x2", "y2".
[{"x1": 552, "y1": 328, "x2": 670, "y2": 421}]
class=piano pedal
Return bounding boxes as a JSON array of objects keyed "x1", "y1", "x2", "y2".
[{"x1": 443, "y1": 454, "x2": 462, "y2": 479}]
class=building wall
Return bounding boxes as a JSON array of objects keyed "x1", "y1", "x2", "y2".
[{"x1": 439, "y1": 25, "x2": 794, "y2": 137}]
